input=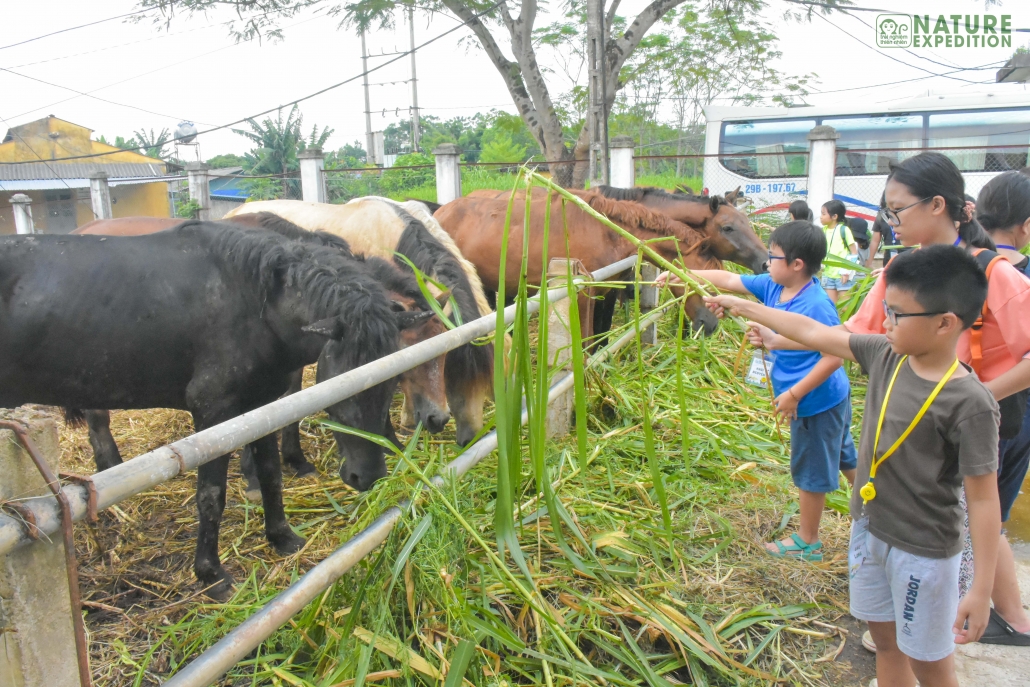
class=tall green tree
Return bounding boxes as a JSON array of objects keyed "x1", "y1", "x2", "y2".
[
  {"x1": 134, "y1": 127, "x2": 173, "y2": 160},
  {"x1": 233, "y1": 104, "x2": 333, "y2": 176},
  {"x1": 140, "y1": 0, "x2": 844, "y2": 186}
]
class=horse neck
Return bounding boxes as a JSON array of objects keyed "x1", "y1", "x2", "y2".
[{"x1": 642, "y1": 196, "x2": 712, "y2": 228}]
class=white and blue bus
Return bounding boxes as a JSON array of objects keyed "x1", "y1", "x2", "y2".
[{"x1": 702, "y1": 92, "x2": 1030, "y2": 222}]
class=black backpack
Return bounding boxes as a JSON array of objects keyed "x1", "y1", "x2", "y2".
[{"x1": 847, "y1": 217, "x2": 870, "y2": 250}]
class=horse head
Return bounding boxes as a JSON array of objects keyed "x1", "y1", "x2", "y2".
[
  {"x1": 305, "y1": 302, "x2": 449, "y2": 492},
  {"x1": 394, "y1": 293, "x2": 451, "y2": 435},
  {"x1": 697, "y1": 197, "x2": 768, "y2": 275}
]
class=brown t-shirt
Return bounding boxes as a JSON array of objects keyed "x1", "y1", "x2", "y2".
[{"x1": 849, "y1": 335, "x2": 999, "y2": 559}]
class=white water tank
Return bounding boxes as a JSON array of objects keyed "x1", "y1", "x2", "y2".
[{"x1": 175, "y1": 121, "x2": 198, "y2": 143}]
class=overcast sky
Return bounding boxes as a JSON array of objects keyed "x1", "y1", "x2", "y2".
[{"x1": 2, "y1": 0, "x2": 1028, "y2": 159}]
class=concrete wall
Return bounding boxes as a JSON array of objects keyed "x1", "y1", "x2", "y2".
[{"x1": 0, "y1": 183, "x2": 170, "y2": 235}]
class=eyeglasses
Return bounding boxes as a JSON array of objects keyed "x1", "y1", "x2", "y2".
[
  {"x1": 878, "y1": 197, "x2": 932, "y2": 227},
  {"x1": 767, "y1": 252, "x2": 787, "y2": 261},
  {"x1": 882, "y1": 300, "x2": 947, "y2": 326}
]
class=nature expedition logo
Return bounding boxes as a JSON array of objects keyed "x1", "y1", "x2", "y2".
[{"x1": 876, "y1": 14, "x2": 1013, "y2": 49}]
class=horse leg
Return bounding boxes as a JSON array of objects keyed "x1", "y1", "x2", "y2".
[
  {"x1": 589, "y1": 287, "x2": 620, "y2": 351},
  {"x1": 280, "y1": 370, "x2": 314, "y2": 477},
  {"x1": 484, "y1": 289, "x2": 497, "y2": 311},
  {"x1": 85, "y1": 410, "x2": 122, "y2": 472},
  {"x1": 239, "y1": 443, "x2": 262, "y2": 503},
  {"x1": 248, "y1": 433, "x2": 305, "y2": 556},
  {"x1": 194, "y1": 453, "x2": 234, "y2": 599}
]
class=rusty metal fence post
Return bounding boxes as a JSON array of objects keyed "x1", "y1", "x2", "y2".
[{"x1": 0, "y1": 408, "x2": 91, "y2": 687}]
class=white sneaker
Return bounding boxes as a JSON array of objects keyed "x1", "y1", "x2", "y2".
[{"x1": 862, "y1": 630, "x2": 877, "y2": 653}]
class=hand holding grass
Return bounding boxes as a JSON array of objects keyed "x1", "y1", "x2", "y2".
[{"x1": 703, "y1": 294, "x2": 857, "y2": 362}]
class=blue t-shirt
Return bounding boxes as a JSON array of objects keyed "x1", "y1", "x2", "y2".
[{"x1": 739, "y1": 274, "x2": 851, "y2": 417}]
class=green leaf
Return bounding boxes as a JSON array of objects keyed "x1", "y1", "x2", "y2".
[{"x1": 442, "y1": 640, "x2": 477, "y2": 687}]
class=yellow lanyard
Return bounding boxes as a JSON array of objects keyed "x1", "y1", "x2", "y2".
[{"x1": 860, "y1": 356, "x2": 960, "y2": 504}]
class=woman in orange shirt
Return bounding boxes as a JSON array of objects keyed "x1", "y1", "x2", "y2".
[{"x1": 753, "y1": 153, "x2": 1030, "y2": 646}]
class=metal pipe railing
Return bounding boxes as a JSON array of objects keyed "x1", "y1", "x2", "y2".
[
  {"x1": 163, "y1": 297, "x2": 674, "y2": 687},
  {"x1": 0, "y1": 256, "x2": 637, "y2": 557}
]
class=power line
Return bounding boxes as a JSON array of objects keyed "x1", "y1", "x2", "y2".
[
  {"x1": 0, "y1": 8, "x2": 156, "y2": 52},
  {"x1": 813, "y1": 12, "x2": 986, "y2": 85},
  {"x1": 2, "y1": 18, "x2": 224, "y2": 70},
  {"x1": 0, "y1": 1, "x2": 505, "y2": 165},
  {"x1": 2, "y1": 10, "x2": 325, "y2": 125},
  {"x1": 780, "y1": 0, "x2": 891, "y2": 13}
]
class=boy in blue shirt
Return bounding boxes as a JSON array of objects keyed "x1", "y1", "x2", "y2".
[{"x1": 661, "y1": 220, "x2": 856, "y2": 560}]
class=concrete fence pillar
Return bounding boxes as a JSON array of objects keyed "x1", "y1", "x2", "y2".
[
  {"x1": 9, "y1": 194, "x2": 34, "y2": 235},
  {"x1": 638, "y1": 263, "x2": 659, "y2": 345},
  {"x1": 298, "y1": 148, "x2": 326, "y2": 204},
  {"x1": 545, "y1": 258, "x2": 592, "y2": 438},
  {"x1": 186, "y1": 162, "x2": 212, "y2": 221},
  {"x1": 609, "y1": 135, "x2": 635, "y2": 189},
  {"x1": 89, "y1": 171, "x2": 113, "y2": 220},
  {"x1": 432, "y1": 143, "x2": 462, "y2": 205},
  {"x1": 0, "y1": 408, "x2": 84, "y2": 687},
  {"x1": 806, "y1": 125, "x2": 839, "y2": 216}
]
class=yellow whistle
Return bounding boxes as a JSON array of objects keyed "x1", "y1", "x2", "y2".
[{"x1": 860, "y1": 482, "x2": 876, "y2": 503}]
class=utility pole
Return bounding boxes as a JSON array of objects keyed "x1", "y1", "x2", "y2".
[
  {"x1": 361, "y1": 30, "x2": 376, "y2": 165},
  {"x1": 408, "y1": 5, "x2": 421, "y2": 152},
  {"x1": 586, "y1": 0, "x2": 609, "y2": 186}
]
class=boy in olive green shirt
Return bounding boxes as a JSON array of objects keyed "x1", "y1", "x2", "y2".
[{"x1": 707, "y1": 245, "x2": 1000, "y2": 687}]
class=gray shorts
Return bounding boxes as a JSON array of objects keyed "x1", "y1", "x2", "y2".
[{"x1": 848, "y1": 517, "x2": 960, "y2": 662}]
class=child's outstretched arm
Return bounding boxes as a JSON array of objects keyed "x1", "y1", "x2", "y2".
[
  {"x1": 705, "y1": 294, "x2": 856, "y2": 362},
  {"x1": 955, "y1": 471, "x2": 1001, "y2": 644},
  {"x1": 773, "y1": 355, "x2": 845, "y2": 421},
  {"x1": 656, "y1": 269, "x2": 747, "y2": 295}
]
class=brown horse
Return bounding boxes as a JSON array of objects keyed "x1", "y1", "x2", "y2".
[
  {"x1": 465, "y1": 186, "x2": 766, "y2": 274},
  {"x1": 71, "y1": 213, "x2": 451, "y2": 498},
  {"x1": 434, "y1": 190, "x2": 723, "y2": 337}
]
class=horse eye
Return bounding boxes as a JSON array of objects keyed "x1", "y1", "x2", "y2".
[{"x1": 720, "y1": 226, "x2": 735, "y2": 233}]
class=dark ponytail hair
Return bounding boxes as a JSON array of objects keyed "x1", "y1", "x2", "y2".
[
  {"x1": 788, "y1": 199, "x2": 813, "y2": 222},
  {"x1": 887, "y1": 152, "x2": 995, "y2": 250},
  {"x1": 975, "y1": 171, "x2": 1030, "y2": 234},
  {"x1": 822, "y1": 199, "x2": 847, "y2": 225}
]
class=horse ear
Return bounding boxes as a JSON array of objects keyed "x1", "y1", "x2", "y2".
[
  {"x1": 709, "y1": 196, "x2": 721, "y2": 213},
  {"x1": 435, "y1": 289, "x2": 452, "y2": 307},
  {"x1": 396, "y1": 310, "x2": 435, "y2": 330},
  {"x1": 302, "y1": 316, "x2": 347, "y2": 339}
]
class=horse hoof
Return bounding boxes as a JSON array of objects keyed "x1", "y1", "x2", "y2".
[
  {"x1": 271, "y1": 530, "x2": 305, "y2": 556},
  {"x1": 289, "y1": 462, "x2": 318, "y2": 478},
  {"x1": 198, "y1": 569, "x2": 235, "y2": 601},
  {"x1": 243, "y1": 487, "x2": 262, "y2": 503}
]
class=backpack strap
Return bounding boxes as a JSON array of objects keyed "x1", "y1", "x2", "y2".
[{"x1": 970, "y1": 248, "x2": 1006, "y2": 377}]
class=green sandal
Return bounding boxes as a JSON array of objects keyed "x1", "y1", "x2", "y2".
[{"x1": 764, "y1": 533, "x2": 823, "y2": 561}]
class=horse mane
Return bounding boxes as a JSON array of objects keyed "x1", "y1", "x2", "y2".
[
  {"x1": 222, "y1": 211, "x2": 355, "y2": 256},
  {"x1": 591, "y1": 184, "x2": 718, "y2": 206},
  {"x1": 581, "y1": 192, "x2": 707, "y2": 254},
  {"x1": 176, "y1": 220, "x2": 410, "y2": 365},
  {"x1": 399, "y1": 201, "x2": 493, "y2": 319}
]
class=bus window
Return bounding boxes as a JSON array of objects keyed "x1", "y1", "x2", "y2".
[
  {"x1": 822, "y1": 114, "x2": 923, "y2": 176},
  {"x1": 929, "y1": 110, "x2": 1030, "y2": 172},
  {"x1": 720, "y1": 119, "x2": 814, "y2": 178}
]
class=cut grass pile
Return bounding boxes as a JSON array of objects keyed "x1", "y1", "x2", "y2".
[
  {"x1": 57, "y1": 172, "x2": 868, "y2": 686},
  {"x1": 61, "y1": 313, "x2": 863, "y2": 686}
]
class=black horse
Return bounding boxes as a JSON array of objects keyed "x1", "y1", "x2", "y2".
[{"x1": 0, "y1": 222, "x2": 446, "y2": 596}]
